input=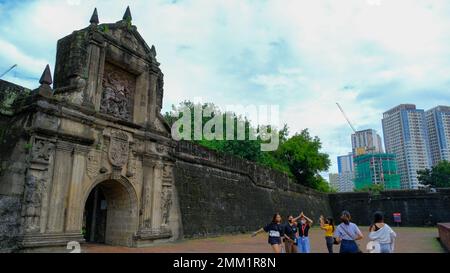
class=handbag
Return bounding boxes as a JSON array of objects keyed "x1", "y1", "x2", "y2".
[
  {"x1": 333, "y1": 237, "x2": 340, "y2": 245},
  {"x1": 339, "y1": 224, "x2": 363, "y2": 253}
]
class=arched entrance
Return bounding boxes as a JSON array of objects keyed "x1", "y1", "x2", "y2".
[{"x1": 82, "y1": 179, "x2": 138, "y2": 247}]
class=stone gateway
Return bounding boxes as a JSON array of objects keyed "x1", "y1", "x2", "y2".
[{"x1": 0, "y1": 8, "x2": 182, "y2": 252}]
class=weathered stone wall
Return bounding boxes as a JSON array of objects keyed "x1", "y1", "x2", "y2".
[
  {"x1": 174, "y1": 141, "x2": 332, "y2": 238},
  {"x1": 329, "y1": 189, "x2": 450, "y2": 226},
  {"x1": 0, "y1": 196, "x2": 21, "y2": 252},
  {"x1": 0, "y1": 81, "x2": 35, "y2": 251}
]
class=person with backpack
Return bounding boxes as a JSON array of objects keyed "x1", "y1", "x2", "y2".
[{"x1": 334, "y1": 210, "x2": 364, "y2": 253}]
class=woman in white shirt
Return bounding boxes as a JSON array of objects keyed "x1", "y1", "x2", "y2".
[{"x1": 368, "y1": 211, "x2": 397, "y2": 253}]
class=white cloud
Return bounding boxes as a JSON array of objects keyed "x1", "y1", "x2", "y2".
[{"x1": 1, "y1": 0, "x2": 450, "y2": 175}]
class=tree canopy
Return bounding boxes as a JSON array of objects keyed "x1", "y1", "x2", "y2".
[
  {"x1": 164, "y1": 101, "x2": 332, "y2": 192},
  {"x1": 417, "y1": 160, "x2": 450, "y2": 188}
]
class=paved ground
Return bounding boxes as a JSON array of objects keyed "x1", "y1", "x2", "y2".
[{"x1": 83, "y1": 227, "x2": 445, "y2": 253}]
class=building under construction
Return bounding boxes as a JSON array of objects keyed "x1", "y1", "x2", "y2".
[{"x1": 354, "y1": 153, "x2": 401, "y2": 190}]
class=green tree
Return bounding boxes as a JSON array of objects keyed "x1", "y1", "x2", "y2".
[
  {"x1": 269, "y1": 129, "x2": 331, "y2": 189},
  {"x1": 417, "y1": 160, "x2": 450, "y2": 188},
  {"x1": 354, "y1": 184, "x2": 385, "y2": 194},
  {"x1": 164, "y1": 101, "x2": 333, "y2": 192}
]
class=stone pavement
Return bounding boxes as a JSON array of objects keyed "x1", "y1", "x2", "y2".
[{"x1": 83, "y1": 227, "x2": 444, "y2": 253}]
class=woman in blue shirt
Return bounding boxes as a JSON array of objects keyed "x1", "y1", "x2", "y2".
[{"x1": 334, "y1": 210, "x2": 364, "y2": 253}]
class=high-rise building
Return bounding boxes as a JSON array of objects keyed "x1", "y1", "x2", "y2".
[
  {"x1": 337, "y1": 153, "x2": 354, "y2": 173},
  {"x1": 426, "y1": 106, "x2": 450, "y2": 166},
  {"x1": 329, "y1": 172, "x2": 354, "y2": 192},
  {"x1": 354, "y1": 153, "x2": 401, "y2": 190},
  {"x1": 382, "y1": 104, "x2": 432, "y2": 189},
  {"x1": 331, "y1": 153, "x2": 355, "y2": 192},
  {"x1": 351, "y1": 129, "x2": 384, "y2": 156},
  {"x1": 329, "y1": 173, "x2": 339, "y2": 191}
]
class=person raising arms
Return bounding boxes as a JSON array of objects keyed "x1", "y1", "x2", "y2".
[
  {"x1": 319, "y1": 215, "x2": 335, "y2": 253},
  {"x1": 297, "y1": 212, "x2": 313, "y2": 253},
  {"x1": 283, "y1": 214, "x2": 303, "y2": 253}
]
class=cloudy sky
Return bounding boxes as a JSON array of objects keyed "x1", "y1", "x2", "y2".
[{"x1": 1, "y1": 0, "x2": 450, "y2": 176}]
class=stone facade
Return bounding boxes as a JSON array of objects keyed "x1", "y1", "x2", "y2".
[{"x1": 0, "y1": 10, "x2": 180, "y2": 252}]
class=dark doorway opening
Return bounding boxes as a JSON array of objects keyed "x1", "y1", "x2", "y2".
[{"x1": 83, "y1": 185, "x2": 107, "y2": 244}]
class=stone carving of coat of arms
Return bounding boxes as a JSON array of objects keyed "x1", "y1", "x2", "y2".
[
  {"x1": 109, "y1": 131, "x2": 129, "y2": 167},
  {"x1": 86, "y1": 150, "x2": 101, "y2": 178}
]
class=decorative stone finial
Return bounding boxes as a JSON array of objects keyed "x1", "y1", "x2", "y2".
[
  {"x1": 36, "y1": 64, "x2": 53, "y2": 97},
  {"x1": 39, "y1": 65, "x2": 53, "y2": 86},
  {"x1": 150, "y1": 45, "x2": 157, "y2": 58},
  {"x1": 90, "y1": 8, "x2": 99, "y2": 25},
  {"x1": 123, "y1": 6, "x2": 132, "y2": 22}
]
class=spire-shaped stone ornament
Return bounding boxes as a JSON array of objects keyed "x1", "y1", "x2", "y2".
[
  {"x1": 123, "y1": 6, "x2": 132, "y2": 22},
  {"x1": 39, "y1": 65, "x2": 52, "y2": 85},
  {"x1": 37, "y1": 65, "x2": 53, "y2": 97},
  {"x1": 90, "y1": 8, "x2": 99, "y2": 25},
  {"x1": 150, "y1": 45, "x2": 157, "y2": 58}
]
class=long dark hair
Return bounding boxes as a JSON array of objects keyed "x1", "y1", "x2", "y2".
[
  {"x1": 327, "y1": 217, "x2": 335, "y2": 232},
  {"x1": 341, "y1": 210, "x2": 351, "y2": 225},
  {"x1": 373, "y1": 211, "x2": 384, "y2": 224},
  {"x1": 272, "y1": 213, "x2": 281, "y2": 223}
]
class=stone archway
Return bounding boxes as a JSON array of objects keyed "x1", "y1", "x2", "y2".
[{"x1": 82, "y1": 178, "x2": 138, "y2": 247}]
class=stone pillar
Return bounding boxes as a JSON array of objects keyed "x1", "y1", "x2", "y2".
[
  {"x1": 146, "y1": 67, "x2": 158, "y2": 127},
  {"x1": 133, "y1": 72, "x2": 149, "y2": 126},
  {"x1": 65, "y1": 145, "x2": 88, "y2": 232},
  {"x1": 83, "y1": 31, "x2": 106, "y2": 110},
  {"x1": 151, "y1": 161, "x2": 164, "y2": 229},
  {"x1": 46, "y1": 141, "x2": 74, "y2": 233},
  {"x1": 140, "y1": 157, "x2": 155, "y2": 230},
  {"x1": 161, "y1": 163, "x2": 174, "y2": 229},
  {"x1": 22, "y1": 137, "x2": 55, "y2": 234}
]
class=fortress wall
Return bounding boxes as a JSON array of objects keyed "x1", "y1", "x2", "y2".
[
  {"x1": 329, "y1": 189, "x2": 450, "y2": 226},
  {"x1": 173, "y1": 141, "x2": 332, "y2": 237}
]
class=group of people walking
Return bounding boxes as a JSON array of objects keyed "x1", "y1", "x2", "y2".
[{"x1": 252, "y1": 210, "x2": 397, "y2": 254}]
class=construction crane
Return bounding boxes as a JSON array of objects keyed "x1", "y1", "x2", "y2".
[
  {"x1": 0, "y1": 64, "x2": 17, "y2": 79},
  {"x1": 336, "y1": 102, "x2": 357, "y2": 133}
]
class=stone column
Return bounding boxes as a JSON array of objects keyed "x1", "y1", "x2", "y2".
[
  {"x1": 65, "y1": 145, "x2": 88, "y2": 233},
  {"x1": 84, "y1": 31, "x2": 106, "y2": 110},
  {"x1": 22, "y1": 137, "x2": 55, "y2": 234},
  {"x1": 140, "y1": 157, "x2": 155, "y2": 230},
  {"x1": 161, "y1": 163, "x2": 174, "y2": 229},
  {"x1": 146, "y1": 67, "x2": 159, "y2": 127},
  {"x1": 151, "y1": 161, "x2": 164, "y2": 230},
  {"x1": 46, "y1": 141, "x2": 74, "y2": 233}
]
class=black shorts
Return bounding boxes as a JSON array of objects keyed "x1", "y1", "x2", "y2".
[{"x1": 268, "y1": 238, "x2": 281, "y2": 245}]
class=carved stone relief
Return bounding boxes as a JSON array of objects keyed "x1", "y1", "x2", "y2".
[
  {"x1": 162, "y1": 164, "x2": 173, "y2": 181},
  {"x1": 161, "y1": 164, "x2": 173, "y2": 226},
  {"x1": 86, "y1": 150, "x2": 101, "y2": 178},
  {"x1": 100, "y1": 62, "x2": 136, "y2": 121},
  {"x1": 22, "y1": 176, "x2": 47, "y2": 233},
  {"x1": 31, "y1": 139, "x2": 55, "y2": 164},
  {"x1": 108, "y1": 131, "x2": 129, "y2": 168},
  {"x1": 161, "y1": 186, "x2": 172, "y2": 226}
]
